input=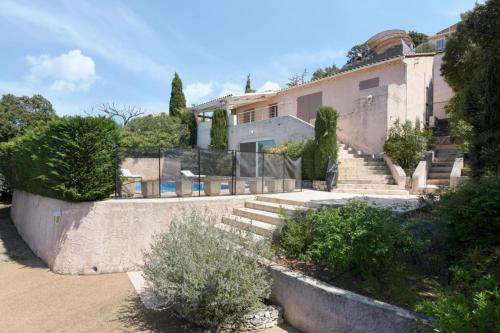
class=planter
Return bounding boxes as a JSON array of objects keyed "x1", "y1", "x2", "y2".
[
  {"x1": 141, "y1": 180, "x2": 160, "y2": 198},
  {"x1": 176, "y1": 179, "x2": 193, "y2": 197}
]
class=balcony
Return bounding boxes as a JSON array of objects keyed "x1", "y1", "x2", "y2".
[{"x1": 236, "y1": 104, "x2": 279, "y2": 125}]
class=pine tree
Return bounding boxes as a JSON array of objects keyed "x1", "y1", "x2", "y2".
[
  {"x1": 210, "y1": 108, "x2": 228, "y2": 150},
  {"x1": 169, "y1": 72, "x2": 186, "y2": 117},
  {"x1": 313, "y1": 106, "x2": 338, "y2": 179},
  {"x1": 245, "y1": 74, "x2": 255, "y2": 93}
]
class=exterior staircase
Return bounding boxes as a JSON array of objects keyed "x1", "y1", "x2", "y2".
[
  {"x1": 216, "y1": 196, "x2": 309, "y2": 242},
  {"x1": 333, "y1": 144, "x2": 409, "y2": 195},
  {"x1": 426, "y1": 120, "x2": 459, "y2": 188}
]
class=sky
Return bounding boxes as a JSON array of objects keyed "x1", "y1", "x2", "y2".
[{"x1": 0, "y1": 0, "x2": 478, "y2": 116}]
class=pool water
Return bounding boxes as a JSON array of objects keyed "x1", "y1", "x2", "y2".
[{"x1": 134, "y1": 181, "x2": 229, "y2": 193}]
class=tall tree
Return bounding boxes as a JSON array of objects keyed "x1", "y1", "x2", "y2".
[
  {"x1": 408, "y1": 31, "x2": 428, "y2": 47},
  {"x1": 0, "y1": 94, "x2": 56, "y2": 142},
  {"x1": 210, "y1": 108, "x2": 228, "y2": 150},
  {"x1": 169, "y1": 72, "x2": 186, "y2": 117},
  {"x1": 312, "y1": 64, "x2": 339, "y2": 81},
  {"x1": 346, "y1": 43, "x2": 374, "y2": 66},
  {"x1": 245, "y1": 74, "x2": 255, "y2": 93},
  {"x1": 441, "y1": 0, "x2": 500, "y2": 176},
  {"x1": 98, "y1": 103, "x2": 144, "y2": 126},
  {"x1": 287, "y1": 69, "x2": 308, "y2": 87},
  {"x1": 313, "y1": 106, "x2": 338, "y2": 179}
]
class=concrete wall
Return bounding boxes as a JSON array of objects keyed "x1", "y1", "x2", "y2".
[
  {"x1": 228, "y1": 115, "x2": 314, "y2": 151},
  {"x1": 432, "y1": 53, "x2": 454, "y2": 119},
  {"x1": 11, "y1": 190, "x2": 251, "y2": 274},
  {"x1": 270, "y1": 264, "x2": 424, "y2": 333},
  {"x1": 403, "y1": 56, "x2": 434, "y2": 128},
  {"x1": 197, "y1": 122, "x2": 211, "y2": 149}
]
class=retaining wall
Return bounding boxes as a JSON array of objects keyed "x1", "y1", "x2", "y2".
[{"x1": 11, "y1": 190, "x2": 250, "y2": 274}]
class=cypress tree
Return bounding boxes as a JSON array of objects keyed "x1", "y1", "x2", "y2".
[
  {"x1": 245, "y1": 74, "x2": 255, "y2": 93},
  {"x1": 210, "y1": 108, "x2": 228, "y2": 150},
  {"x1": 169, "y1": 72, "x2": 186, "y2": 117},
  {"x1": 313, "y1": 106, "x2": 338, "y2": 179}
]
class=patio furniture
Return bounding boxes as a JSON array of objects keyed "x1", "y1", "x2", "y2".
[
  {"x1": 266, "y1": 179, "x2": 283, "y2": 193},
  {"x1": 181, "y1": 170, "x2": 205, "y2": 181},
  {"x1": 283, "y1": 178, "x2": 296, "y2": 192},
  {"x1": 120, "y1": 169, "x2": 142, "y2": 198},
  {"x1": 229, "y1": 179, "x2": 246, "y2": 195},
  {"x1": 176, "y1": 178, "x2": 193, "y2": 197}
]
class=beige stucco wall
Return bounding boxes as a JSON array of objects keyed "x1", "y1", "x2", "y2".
[
  {"x1": 11, "y1": 190, "x2": 250, "y2": 274},
  {"x1": 197, "y1": 121, "x2": 211, "y2": 149},
  {"x1": 432, "y1": 53, "x2": 454, "y2": 119}
]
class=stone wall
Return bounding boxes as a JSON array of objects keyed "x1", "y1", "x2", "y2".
[{"x1": 11, "y1": 190, "x2": 251, "y2": 274}]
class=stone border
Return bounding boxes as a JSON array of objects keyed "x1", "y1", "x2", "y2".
[{"x1": 268, "y1": 263, "x2": 426, "y2": 333}]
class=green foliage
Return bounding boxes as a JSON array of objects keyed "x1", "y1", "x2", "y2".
[
  {"x1": 180, "y1": 110, "x2": 197, "y2": 147},
  {"x1": 441, "y1": 0, "x2": 500, "y2": 177},
  {"x1": 0, "y1": 142, "x2": 14, "y2": 200},
  {"x1": 414, "y1": 42, "x2": 436, "y2": 54},
  {"x1": 346, "y1": 43, "x2": 374, "y2": 66},
  {"x1": 383, "y1": 119, "x2": 429, "y2": 172},
  {"x1": 408, "y1": 31, "x2": 428, "y2": 47},
  {"x1": 434, "y1": 175, "x2": 500, "y2": 256},
  {"x1": 122, "y1": 113, "x2": 190, "y2": 148},
  {"x1": 169, "y1": 73, "x2": 186, "y2": 118},
  {"x1": 210, "y1": 108, "x2": 228, "y2": 150},
  {"x1": 10, "y1": 116, "x2": 121, "y2": 202},
  {"x1": 0, "y1": 94, "x2": 56, "y2": 142},
  {"x1": 142, "y1": 211, "x2": 272, "y2": 328},
  {"x1": 311, "y1": 64, "x2": 339, "y2": 81},
  {"x1": 244, "y1": 74, "x2": 255, "y2": 93},
  {"x1": 280, "y1": 200, "x2": 416, "y2": 279},
  {"x1": 313, "y1": 106, "x2": 338, "y2": 180}
]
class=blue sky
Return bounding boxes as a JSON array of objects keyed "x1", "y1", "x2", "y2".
[{"x1": 0, "y1": 0, "x2": 477, "y2": 116}]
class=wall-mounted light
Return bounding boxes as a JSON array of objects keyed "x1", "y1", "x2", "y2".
[{"x1": 53, "y1": 208, "x2": 62, "y2": 224}]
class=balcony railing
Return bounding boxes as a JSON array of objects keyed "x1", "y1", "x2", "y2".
[{"x1": 236, "y1": 103, "x2": 280, "y2": 125}]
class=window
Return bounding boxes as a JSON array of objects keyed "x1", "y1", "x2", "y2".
[
  {"x1": 241, "y1": 109, "x2": 255, "y2": 123},
  {"x1": 269, "y1": 104, "x2": 278, "y2": 118},
  {"x1": 359, "y1": 77, "x2": 380, "y2": 90},
  {"x1": 436, "y1": 39, "x2": 445, "y2": 51}
]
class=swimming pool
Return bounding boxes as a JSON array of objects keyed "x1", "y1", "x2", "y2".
[{"x1": 134, "y1": 181, "x2": 229, "y2": 193}]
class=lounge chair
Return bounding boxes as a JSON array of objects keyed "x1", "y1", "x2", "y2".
[
  {"x1": 120, "y1": 169, "x2": 142, "y2": 198},
  {"x1": 181, "y1": 170, "x2": 205, "y2": 180}
]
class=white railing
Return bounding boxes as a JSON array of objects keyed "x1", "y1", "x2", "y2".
[{"x1": 236, "y1": 102, "x2": 288, "y2": 125}]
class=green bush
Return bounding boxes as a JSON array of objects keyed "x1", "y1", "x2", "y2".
[
  {"x1": 210, "y1": 108, "x2": 228, "y2": 150},
  {"x1": 313, "y1": 106, "x2": 338, "y2": 180},
  {"x1": 143, "y1": 211, "x2": 272, "y2": 328},
  {"x1": 434, "y1": 175, "x2": 500, "y2": 256},
  {"x1": 267, "y1": 139, "x2": 315, "y2": 180},
  {"x1": 10, "y1": 116, "x2": 121, "y2": 202},
  {"x1": 0, "y1": 142, "x2": 13, "y2": 200},
  {"x1": 383, "y1": 119, "x2": 429, "y2": 172},
  {"x1": 280, "y1": 200, "x2": 416, "y2": 278}
]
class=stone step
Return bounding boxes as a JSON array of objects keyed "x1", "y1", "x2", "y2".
[
  {"x1": 214, "y1": 223, "x2": 266, "y2": 243},
  {"x1": 222, "y1": 215, "x2": 277, "y2": 237},
  {"x1": 245, "y1": 200, "x2": 308, "y2": 215},
  {"x1": 233, "y1": 207, "x2": 283, "y2": 225},
  {"x1": 337, "y1": 179, "x2": 395, "y2": 185},
  {"x1": 427, "y1": 178, "x2": 450, "y2": 186},
  {"x1": 430, "y1": 166, "x2": 452, "y2": 172},
  {"x1": 434, "y1": 156, "x2": 456, "y2": 163},
  {"x1": 339, "y1": 170, "x2": 392, "y2": 176},
  {"x1": 337, "y1": 174, "x2": 393, "y2": 181},
  {"x1": 428, "y1": 172, "x2": 450, "y2": 179},
  {"x1": 335, "y1": 183, "x2": 403, "y2": 190},
  {"x1": 431, "y1": 161, "x2": 454, "y2": 167},
  {"x1": 338, "y1": 160, "x2": 387, "y2": 167},
  {"x1": 332, "y1": 188, "x2": 410, "y2": 195},
  {"x1": 256, "y1": 195, "x2": 320, "y2": 208}
]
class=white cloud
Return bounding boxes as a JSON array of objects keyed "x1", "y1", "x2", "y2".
[
  {"x1": 184, "y1": 81, "x2": 214, "y2": 105},
  {"x1": 26, "y1": 49, "x2": 97, "y2": 92},
  {"x1": 258, "y1": 81, "x2": 280, "y2": 92},
  {"x1": 218, "y1": 82, "x2": 243, "y2": 97}
]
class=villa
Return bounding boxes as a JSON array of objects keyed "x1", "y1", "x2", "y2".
[{"x1": 192, "y1": 28, "x2": 456, "y2": 156}]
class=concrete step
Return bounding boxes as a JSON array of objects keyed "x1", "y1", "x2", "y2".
[
  {"x1": 256, "y1": 195, "x2": 319, "y2": 208},
  {"x1": 222, "y1": 215, "x2": 277, "y2": 237},
  {"x1": 337, "y1": 179, "x2": 395, "y2": 185},
  {"x1": 428, "y1": 172, "x2": 450, "y2": 179},
  {"x1": 339, "y1": 169, "x2": 391, "y2": 175},
  {"x1": 337, "y1": 174, "x2": 393, "y2": 181},
  {"x1": 430, "y1": 166, "x2": 452, "y2": 172},
  {"x1": 338, "y1": 160, "x2": 387, "y2": 167},
  {"x1": 335, "y1": 183, "x2": 403, "y2": 190},
  {"x1": 432, "y1": 161, "x2": 454, "y2": 167},
  {"x1": 434, "y1": 157, "x2": 456, "y2": 163},
  {"x1": 332, "y1": 188, "x2": 410, "y2": 195},
  {"x1": 427, "y1": 178, "x2": 450, "y2": 186},
  {"x1": 233, "y1": 207, "x2": 283, "y2": 225},
  {"x1": 214, "y1": 223, "x2": 266, "y2": 243},
  {"x1": 245, "y1": 200, "x2": 308, "y2": 215}
]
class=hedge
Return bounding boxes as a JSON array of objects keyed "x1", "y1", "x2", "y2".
[{"x1": 10, "y1": 116, "x2": 121, "y2": 202}]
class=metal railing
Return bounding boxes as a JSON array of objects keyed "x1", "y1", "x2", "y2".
[{"x1": 116, "y1": 147, "x2": 302, "y2": 199}]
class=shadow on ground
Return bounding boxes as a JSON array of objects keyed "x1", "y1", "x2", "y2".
[{"x1": 0, "y1": 205, "x2": 45, "y2": 268}]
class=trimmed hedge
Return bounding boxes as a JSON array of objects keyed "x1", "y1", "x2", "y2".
[
  {"x1": 210, "y1": 108, "x2": 228, "y2": 150},
  {"x1": 10, "y1": 116, "x2": 121, "y2": 202},
  {"x1": 313, "y1": 106, "x2": 338, "y2": 180}
]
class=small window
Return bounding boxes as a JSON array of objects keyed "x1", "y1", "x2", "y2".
[
  {"x1": 269, "y1": 104, "x2": 278, "y2": 118},
  {"x1": 436, "y1": 39, "x2": 445, "y2": 51},
  {"x1": 242, "y1": 109, "x2": 255, "y2": 123},
  {"x1": 359, "y1": 77, "x2": 380, "y2": 90}
]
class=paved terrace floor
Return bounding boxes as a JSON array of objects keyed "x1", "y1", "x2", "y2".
[
  {"x1": 0, "y1": 204, "x2": 297, "y2": 333},
  {"x1": 263, "y1": 189, "x2": 420, "y2": 212}
]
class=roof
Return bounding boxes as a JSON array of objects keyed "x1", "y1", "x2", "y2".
[
  {"x1": 435, "y1": 23, "x2": 458, "y2": 36},
  {"x1": 192, "y1": 92, "x2": 277, "y2": 112}
]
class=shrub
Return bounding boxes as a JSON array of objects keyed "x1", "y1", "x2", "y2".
[
  {"x1": 10, "y1": 116, "x2": 121, "y2": 202},
  {"x1": 313, "y1": 106, "x2": 338, "y2": 180},
  {"x1": 279, "y1": 200, "x2": 416, "y2": 278},
  {"x1": 143, "y1": 211, "x2": 272, "y2": 328},
  {"x1": 383, "y1": 119, "x2": 429, "y2": 172},
  {"x1": 267, "y1": 139, "x2": 315, "y2": 180},
  {"x1": 210, "y1": 108, "x2": 228, "y2": 150},
  {"x1": 0, "y1": 142, "x2": 13, "y2": 200},
  {"x1": 434, "y1": 175, "x2": 500, "y2": 257}
]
